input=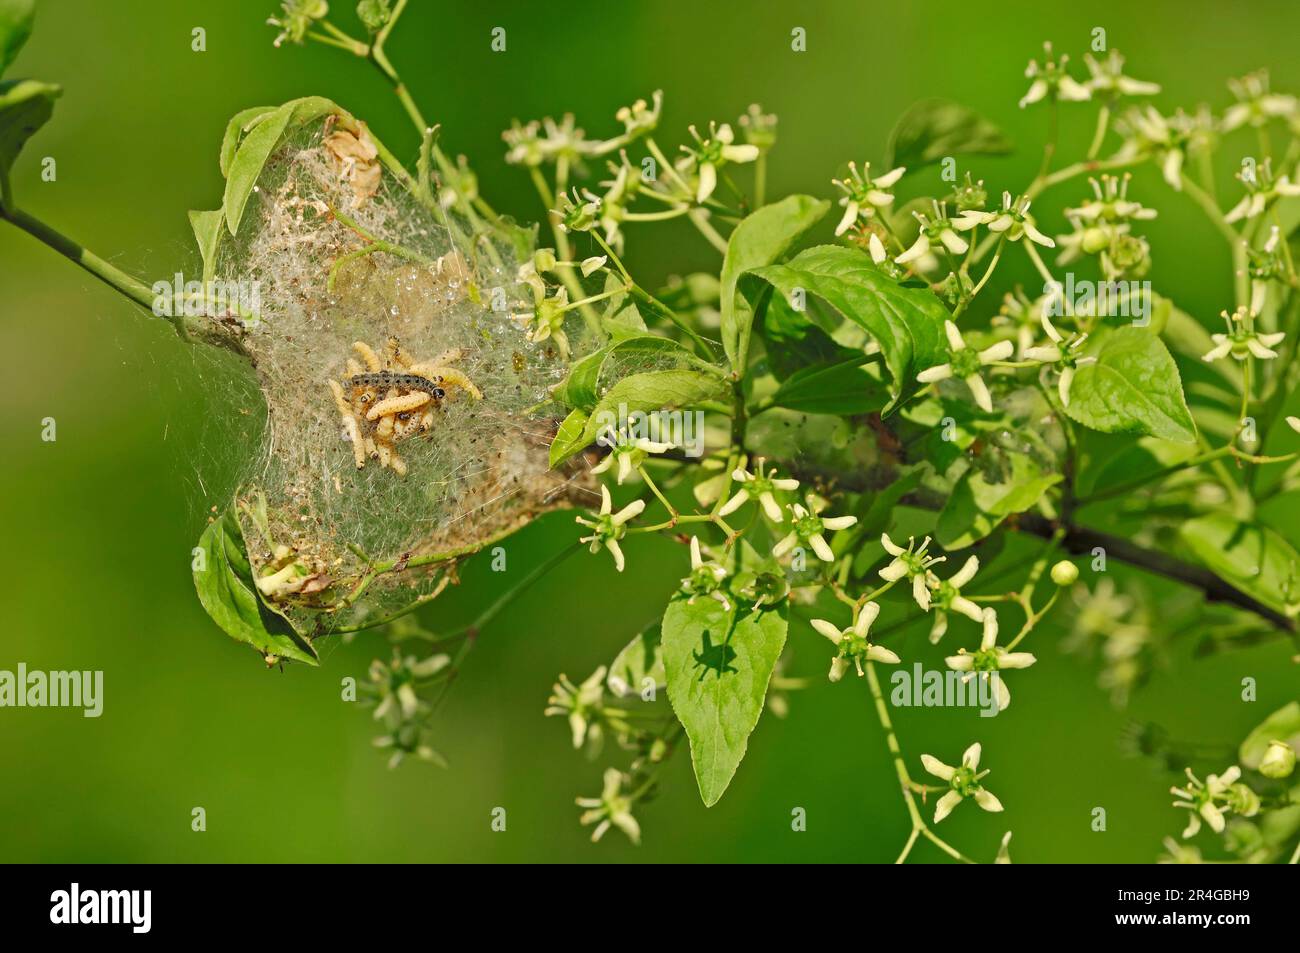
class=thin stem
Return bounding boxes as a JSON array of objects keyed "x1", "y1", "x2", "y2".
[
  {"x1": 688, "y1": 209, "x2": 729, "y2": 253},
  {"x1": 638, "y1": 465, "x2": 679, "y2": 522},
  {"x1": 645, "y1": 137, "x2": 695, "y2": 199},
  {"x1": 1022, "y1": 239, "x2": 1057, "y2": 288},
  {"x1": 968, "y1": 236, "x2": 1006, "y2": 300},
  {"x1": 1086, "y1": 105, "x2": 1111, "y2": 161},
  {"x1": 528, "y1": 166, "x2": 604, "y2": 341},
  {"x1": 473, "y1": 542, "x2": 582, "y2": 632},
  {"x1": 1078, "y1": 445, "x2": 1235, "y2": 504},
  {"x1": 1036, "y1": 99, "x2": 1059, "y2": 179},
  {"x1": 2, "y1": 206, "x2": 160, "y2": 314},
  {"x1": 865, "y1": 662, "x2": 975, "y2": 864},
  {"x1": 1181, "y1": 176, "x2": 1247, "y2": 307}
]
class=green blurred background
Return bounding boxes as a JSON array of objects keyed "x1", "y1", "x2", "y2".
[{"x1": 2, "y1": 0, "x2": 1298, "y2": 863}]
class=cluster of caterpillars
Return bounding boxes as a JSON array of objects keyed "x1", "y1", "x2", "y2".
[{"x1": 328, "y1": 338, "x2": 482, "y2": 476}]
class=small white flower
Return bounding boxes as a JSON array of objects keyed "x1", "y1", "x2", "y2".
[
  {"x1": 614, "y1": 91, "x2": 663, "y2": 138},
  {"x1": 576, "y1": 767, "x2": 641, "y2": 844},
  {"x1": 1201, "y1": 307, "x2": 1285, "y2": 363},
  {"x1": 680, "y1": 536, "x2": 731, "y2": 610},
  {"x1": 1222, "y1": 70, "x2": 1298, "y2": 132},
  {"x1": 811, "y1": 602, "x2": 899, "y2": 681},
  {"x1": 576, "y1": 485, "x2": 646, "y2": 572},
  {"x1": 1083, "y1": 50, "x2": 1161, "y2": 99},
  {"x1": 1224, "y1": 158, "x2": 1300, "y2": 224},
  {"x1": 895, "y1": 201, "x2": 970, "y2": 266},
  {"x1": 832, "y1": 161, "x2": 906, "y2": 235},
  {"x1": 1069, "y1": 174, "x2": 1157, "y2": 224},
  {"x1": 920, "y1": 742, "x2": 1004, "y2": 823},
  {"x1": 590, "y1": 429, "x2": 676, "y2": 485},
  {"x1": 685, "y1": 122, "x2": 761, "y2": 203},
  {"x1": 916, "y1": 320, "x2": 1015, "y2": 413},
  {"x1": 926, "y1": 555, "x2": 985, "y2": 643},
  {"x1": 1170, "y1": 765, "x2": 1244, "y2": 838},
  {"x1": 879, "y1": 533, "x2": 947, "y2": 611},
  {"x1": 955, "y1": 191, "x2": 1055, "y2": 248},
  {"x1": 773, "y1": 497, "x2": 858, "y2": 563},
  {"x1": 718, "y1": 459, "x2": 800, "y2": 521},
  {"x1": 1023, "y1": 313, "x2": 1097, "y2": 407},
  {"x1": 544, "y1": 667, "x2": 608, "y2": 750},
  {"x1": 945, "y1": 608, "x2": 1036, "y2": 711},
  {"x1": 1018, "y1": 42, "x2": 1091, "y2": 109}
]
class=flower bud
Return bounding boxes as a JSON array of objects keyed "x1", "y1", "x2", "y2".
[
  {"x1": 1081, "y1": 226, "x2": 1111, "y2": 255},
  {"x1": 1259, "y1": 740, "x2": 1297, "y2": 778},
  {"x1": 532, "y1": 248, "x2": 558, "y2": 273},
  {"x1": 1050, "y1": 560, "x2": 1079, "y2": 586}
]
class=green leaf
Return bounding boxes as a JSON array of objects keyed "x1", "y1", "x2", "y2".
[
  {"x1": 223, "y1": 97, "x2": 350, "y2": 236},
  {"x1": 187, "y1": 209, "x2": 224, "y2": 284},
  {"x1": 552, "y1": 350, "x2": 607, "y2": 411},
  {"x1": 548, "y1": 408, "x2": 590, "y2": 468},
  {"x1": 218, "y1": 105, "x2": 276, "y2": 177},
  {"x1": 937, "y1": 450, "x2": 1061, "y2": 549},
  {"x1": 720, "y1": 194, "x2": 829, "y2": 371},
  {"x1": 1239, "y1": 702, "x2": 1300, "y2": 771},
  {"x1": 602, "y1": 302, "x2": 647, "y2": 340},
  {"x1": 607, "y1": 623, "x2": 666, "y2": 698},
  {"x1": 576, "y1": 368, "x2": 729, "y2": 449},
  {"x1": 1065, "y1": 326, "x2": 1198, "y2": 444},
  {"x1": 223, "y1": 104, "x2": 296, "y2": 236},
  {"x1": 1180, "y1": 513, "x2": 1300, "y2": 618},
  {"x1": 552, "y1": 334, "x2": 710, "y2": 411},
  {"x1": 767, "y1": 355, "x2": 890, "y2": 415},
  {"x1": 886, "y1": 98, "x2": 1013, "y2": 170},
  {"x1": 0, "y1": 0, "x2": 34, "y2": 77},
  {"x1": 0, "y1": 77, "x2": 58, "y2": 198},
  {"x1": 662, "y1": 598, "x2": 787, "y2": 806},
  {"x1": 757, "y1": 288, "x2": 862, "y2": 379},
  {"x1": 742, "y1": 244, "x2": 948, "y2": 410},
  {"x1": 192, "y1": 509, "x2": 318, "y2": 665}
]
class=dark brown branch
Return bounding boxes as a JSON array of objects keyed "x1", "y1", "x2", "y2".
[
  {"x1": 1013, "y1": 512, "x2": 1296, "y2": 633},
  {"x1": 786, "y1": 459, "x2": 1295, "y2": 634}
]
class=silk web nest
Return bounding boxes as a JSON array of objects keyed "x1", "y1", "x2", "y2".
[{"x1": 202, "y1": 116, "x2": 592, "y2": 632}]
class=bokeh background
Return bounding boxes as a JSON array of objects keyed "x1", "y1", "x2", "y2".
[{"x1": 2, "y1": 0, "x2": 1299, "y2": 863}]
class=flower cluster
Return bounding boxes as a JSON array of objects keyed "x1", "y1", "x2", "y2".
[{"x1": 363, "y1": 648, "x2": 452, "y2": 769}]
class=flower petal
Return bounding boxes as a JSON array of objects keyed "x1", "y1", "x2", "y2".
[
  {"x1": 934, "y1": 790, "x2": 963, "y2": 823},
  {"x1": 811, "y1": 619, "x2": 844, "y2": 644},
  {"x1": 921, "y1": 754, "x2": 956, "y2": 781}
]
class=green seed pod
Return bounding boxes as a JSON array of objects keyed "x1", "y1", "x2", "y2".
[{"x1": 1050, "y1": 560, "x2": 1080, "y2": 586}]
